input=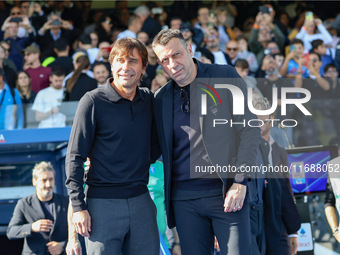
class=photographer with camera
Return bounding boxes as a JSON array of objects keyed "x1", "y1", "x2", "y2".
[
  {"x1": 37, "y1": 14, "x2": 75, "y2": 59},
  {"x1": 249, "y1": 6, "x2": 285, "y2": 64},
  {"x1": 0, "y1": 15, "x2": 34, "y2": 71}
]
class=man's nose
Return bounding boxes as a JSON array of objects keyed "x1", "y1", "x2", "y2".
[{"x1": 169, "y1": 58, "x2": 177, "y2": 70}]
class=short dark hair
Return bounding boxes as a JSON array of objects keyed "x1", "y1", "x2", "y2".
[
  {"x1": 324, "y1": 63, "x2": 337, "y2": 73},
  {"x1": 152, "y1": 29, "x2": 187, "y2": 50},
  {"x1": 170, "y1": 17, "x2": 182, "y2": 22},
  {"x1": 309, "y1": 51, "x2": 321, "y2": 61},
  {"x1": 93, "y1": 62, "x2": 107, "y2": 71},
  {"x1": 290, "y1": 38, "x2": 304, "y2": 46},
  {"x1": 235, "y1": 59, "x2": 249, "y2": 69},
  {"x1": 311, "y1": 39, "x2": 324, "y2": 50},
  {"x1": 236, "y1": 34, "x2": 247, "y2": 42},
  {"x1": 79, "y1": 34, "x2": 92, "y2": 45},
  {"x1": 54, "y1": 38, "x2": 68, "y2": 52},
  {"x1": 50, "y1": 66, "x2": 65, "y2": 77},
  {"x1": 109, "y1": 37, "x2": 148, "y2": 68},
  {"x1": 127, "y1": 14, "x2": 139, "y2": 27}
]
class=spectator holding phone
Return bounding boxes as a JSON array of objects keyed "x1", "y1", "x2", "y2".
[
  {"x1": 280, "y1": 38, "x2": 310, "y2": 78},
  {"x1": 249, "y1": 9, "x2": 285, "y2": 64},
  {"x1": 0, "y1": 16, "x2": 34, "y2": 71},
  {"x1": 37, "y1": 14, "x2": 75, "y2": 58},
  {"x1": 295, "y1": 12, "x2": 332, "y2": 53},
  {"x1": 91, "y1": 41, "x2": 111, "y2": 74},
  {"x1": 295, "y1": 51, "x2": 331, "y2": 99}
]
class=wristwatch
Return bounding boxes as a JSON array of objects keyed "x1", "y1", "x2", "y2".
[{"x1": 173, "y1": 242, "x2": 180, "y2": 246}]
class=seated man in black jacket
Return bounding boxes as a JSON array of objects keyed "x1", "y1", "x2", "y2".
[{"x1": 7, "y1": 162, "x2": 69, "y2": 255}]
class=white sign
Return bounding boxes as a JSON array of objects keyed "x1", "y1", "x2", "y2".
[{"x1": 297, "y1": 223, "x2": 313, "y2": 252}]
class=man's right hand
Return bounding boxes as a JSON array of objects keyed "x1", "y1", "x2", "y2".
[
  {"x1": 66, "y1": 238, "x2": 82, "y2": 255},
  {"x1": 73, "y1": 210, "x2": 91, "y2": 237},
  {"x1": 31, "y1": 219, "x2": 53, "y2": 232}
]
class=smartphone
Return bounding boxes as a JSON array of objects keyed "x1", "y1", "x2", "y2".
[
  {"x1": 51, "y1": 19, "x2": 62, "y2": 26},
  {"x1": 209, "y1": 10, "x2": 215, "y2": 19},
  {"x1": 264, "y1": 49, "x2": 271, "y2": 56},
  {"x1": 10, "y1": 17, "x2": 22, "y2": 23},
  {"x1": 290, "y1": 45, "x2": 296, "y2": 52},
  {"x1": 259, "y1": 6, "x2": 269, "y2": 14},
  {"x1": 305, "y1": 11, "x2": 313, "y2": 22},
  {"x1": 102, "y1": 47, "x2": 112, "y2": 53},
  {"x1": 194, "y1": 51, "x2": 202, "y2": 60}
]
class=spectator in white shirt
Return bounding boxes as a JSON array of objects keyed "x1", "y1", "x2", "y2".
[
  {"x1": 32, "y1": 67, "x2": 66, "y2": 128},
  {"x1": 117, "y1": 15, "x2": 142, "y2": 40},
  {"x1": 295, "y1": 17, "x2": 332, "y2": 53}
]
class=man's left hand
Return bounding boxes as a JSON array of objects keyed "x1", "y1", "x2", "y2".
[
  {"x1": 47, "y1": 241, "x2": 63, "y2": 255},
  {"x1": 289, "y1": 237, "x2": 298, "y2": 255},
  {"x1": 224, "y1": 183, "x2": 246, "y2": 212}
]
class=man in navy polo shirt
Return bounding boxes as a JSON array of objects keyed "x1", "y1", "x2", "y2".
[{"x1": 65, "y1": 37, "x2": 160, "y2": 255}]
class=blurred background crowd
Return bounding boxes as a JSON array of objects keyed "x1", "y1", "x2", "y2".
[{"x1": 1, "y1": 0, "x2": 340, "y2": 149}]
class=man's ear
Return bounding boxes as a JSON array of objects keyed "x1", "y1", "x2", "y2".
[{"x1": 32, "y1": 178, "x2": 36, "y2": 187}]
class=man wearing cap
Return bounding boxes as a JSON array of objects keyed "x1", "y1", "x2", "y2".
[{"x1": 23, "y1": 45, "x2": 51, "y2": 93}]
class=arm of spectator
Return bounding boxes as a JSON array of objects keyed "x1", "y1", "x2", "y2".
[
  {"x1": 15, "y1": 89, "x2": 24, "y2": 129},
  {"x1": 295, "y1": 26, "x2": 307, "y2": 41},
  {"x1": 294, "y1": 59, "x2": 304, "y2": 88},
  {"x1": 227, "y1": 1, "x2": 238, "y2": 17},
  {"x1": 325, "y1": 206, "x2": 340, "y2": 242},
  {"x1": 66, "y1": 200, "x2": 82, "y2": 255},
  {"x1": 308, "y1": 60, "x2": 330, "y2": 91},
  {"x1": 21, "y1": 16, "x2": 33, "y2": 34},
  {"x1": 315, "y1": 19, "x2": 333, "y2": 46},
  {"x1": 248, "y1": 13, "x2": 262, "y2": 55},
  {"x1": 280, "y1": 51, "x2": 296, "y2": 77},
  {"x1": 38, "y1": 19, "x2": 53, "y2": 36},
  {"x1": 1, "y1": 17, "x2": 11, "y2": 32},
  {"x1": 171, "y1": 227, "x2": 181, "y2": 255},
  {"x1": 61, "y1": 20, "x2": 73, "y2": 31},
  {"x1": 35, "y1": 107, "x2": 59, "y2": 122},
  {"x1": 271, "y1": 24, "x2": 285, "y2": 53}
]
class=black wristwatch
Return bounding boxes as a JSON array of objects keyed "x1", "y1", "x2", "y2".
[{"x1": 174, "y1": 242, "x2": 180, "y2": 246}]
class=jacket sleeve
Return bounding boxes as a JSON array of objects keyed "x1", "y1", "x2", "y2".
[
  {"x1": 151, "y1": 97, "x2": 161, "y2": 163},
  {"x1": 249, "y1": 28, "x2": 261, "y2": 55},
  {"x1": 325, "y1": 176, "x2": 335, "y2": 208},
  {"x1": 7, "y1": 199, "x2": 33, "y2": 240},
  {"x1": 272, "y1": 24, "x2": 285, "y2": 54}
]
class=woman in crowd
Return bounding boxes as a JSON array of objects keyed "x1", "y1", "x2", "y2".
[
  {"x1": 16, "y1": 71, "x2": 36, "y2": 105},
  {"x1": 95, "y1": 13, "x2": 113, "y2": 44},
  {"x1": 64, "y1": 55, "x2": 97, "y2": 101}
]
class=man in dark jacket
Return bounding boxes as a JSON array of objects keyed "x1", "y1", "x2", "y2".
[{"x1": 7, "y1": 162, "x2": 69, "y2": 255}]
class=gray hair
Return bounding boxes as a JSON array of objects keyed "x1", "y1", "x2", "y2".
[
  {"x1": 32, "y1": 161, "x2": 55, "y2": 180},
  {"x1": 152, "y1": 29, "x2": 187, "y2": 50},
  {"x1": 252, "y1": 94, "x2": 271, "y2": 111},
  {"x1": 134, "y1": 6, "x2": 150, "y2": 17}
]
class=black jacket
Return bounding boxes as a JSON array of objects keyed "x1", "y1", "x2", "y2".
[
  {"x1": 201, "y1": 48, "x2": 232, "y2": 66},
  {"x1": 64, "y1": 73, "x2": 97, "y2": 101},
  {"x1": 7, "y1": 193, "x2": 69, "y2": 255},
  {"x1": 154, "y1": 59, "x2": 262, "y2": 228}
]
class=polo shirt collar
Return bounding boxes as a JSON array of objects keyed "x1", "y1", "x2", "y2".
[{"x1": 103, "y1": 78, "x2": 145, "y2": 102}]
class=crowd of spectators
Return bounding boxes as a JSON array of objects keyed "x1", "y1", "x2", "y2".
[{"x1": 1, "y1": 0, "x2": 340, "y2": 146}]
